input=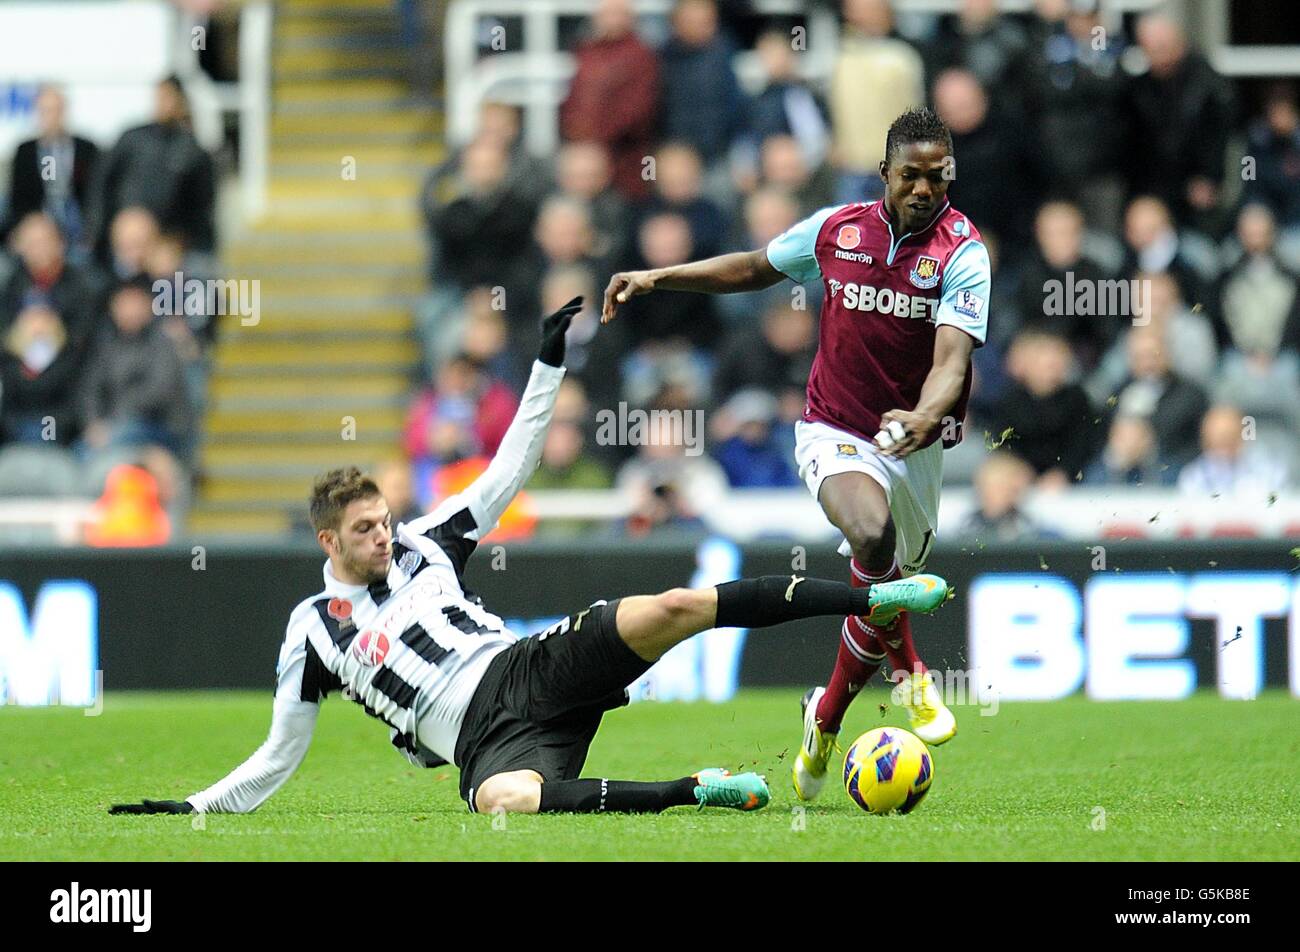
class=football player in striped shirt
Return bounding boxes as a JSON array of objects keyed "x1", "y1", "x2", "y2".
[
  {"x1": 110, "y1": 297, "x2": 950, "y2": 818},
  {"x1": 602, "y1": 108, "x2": 990, "y2": 800}
]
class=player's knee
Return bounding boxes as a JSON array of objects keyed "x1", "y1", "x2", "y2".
[
  {"x1": 657, "y1": 587, "x2": 704, "y2": 624},
  {"x1": 841, "y1": 511, "x2": 889, "y2": 554},
  {"x1": 475, "y1": 773, "x2": 541, "y2": 814}
]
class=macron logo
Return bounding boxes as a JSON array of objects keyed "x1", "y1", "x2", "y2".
[{"x1": 50, "y1": 883, "x2": 151, "y2": 933}]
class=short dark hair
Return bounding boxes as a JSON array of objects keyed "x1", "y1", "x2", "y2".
[
  {"x1": 884, "y1": 107, "x2": 953, "y2": 166},
  {"x1": 309, "y1": 467, "x2": 381, "y2": 533}
]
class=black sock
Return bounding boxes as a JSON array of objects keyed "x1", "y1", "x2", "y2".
[
  {"x1": 714, "y1": 575, "x2": 872, "y2": 629},
  {"x1": 537, "y1": 777, "x2": 698, "y2": 813}
]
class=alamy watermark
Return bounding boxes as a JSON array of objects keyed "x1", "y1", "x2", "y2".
[
  {"x1": 153, "y1": 274, "x2": 261, "y2": 327},
  {"x1": 889, "y1": 666, "x2": 1000, "y2": 716},
  {"x1": 594, "y1": 402, "x2": 705, "y2": 456},
  {"x1": 1042, "y1": 272, "x2": 1151, "y2": 326}
]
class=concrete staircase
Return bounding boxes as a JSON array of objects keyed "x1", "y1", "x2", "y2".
[{"x1": 190, "y1": 0, "x2": 443, "y2": 537}]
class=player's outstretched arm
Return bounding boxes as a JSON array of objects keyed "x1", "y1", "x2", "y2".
[
  {"x1": 110, "y1": 700, "x2": 319, "y2": 816},
  {"x1": 444, "y1": 297, "x2": 582, "y2": 536},
  {"x1": 601, "y1": 248, "x2": 784, "y2": 323}
]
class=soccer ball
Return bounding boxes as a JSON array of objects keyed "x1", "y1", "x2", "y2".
[{"x1": 843, "y1": 727, "x2": 934, "y2": 815}]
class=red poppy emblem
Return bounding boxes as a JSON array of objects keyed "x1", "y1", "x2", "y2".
[{"x1": 353, "y1": 630, "x2": 389, "y2": 666}]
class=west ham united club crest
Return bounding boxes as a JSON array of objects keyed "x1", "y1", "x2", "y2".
[{"x1": 909, "y1": 256, "x2": 941, "y2": 289}]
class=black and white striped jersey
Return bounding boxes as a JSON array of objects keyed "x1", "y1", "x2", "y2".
[{"x1": 187, "y1": 361, "x2": 565, "y2": 814}]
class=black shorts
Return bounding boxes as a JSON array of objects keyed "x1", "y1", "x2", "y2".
[{"x1": 454, "y1": 598, "x2": 652, "y2": 809}]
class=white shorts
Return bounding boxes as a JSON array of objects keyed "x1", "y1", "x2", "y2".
[{"x1": 794, "y1": 419, "x2": 943, "y2": 575}]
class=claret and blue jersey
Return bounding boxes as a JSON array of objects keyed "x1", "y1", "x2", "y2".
[{"x1": 766, "y1": 199, "x2": 992, "y2": 449}]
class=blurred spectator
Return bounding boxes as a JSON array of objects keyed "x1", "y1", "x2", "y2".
[
  {"x1": 991, "y1": 330, "x2": 1097, "y2": 487},
  {"x1": 422, "y1": 135, "x2": 539, "y2": 297},
  {"x1": 741, "y1": 28, "x2": 832, "y2": 176},
  {"x1": 1241, "y1": 83, "x2": 1300, "y2": 233},
  {"x1": 95, "y1": 76, "x2": 215, "y2": 257},
  {"x1": 531, "y1": 195, "x2": 604, "y2": 281},
  {"x1": 1125, "y1": 13, "x2": 1233, "y2": 229},
  {"x1": 0, "y1": 303, "x2": 88, "y2": 445},
  {"x1": 616, "y1": 399, "x2": 727, "y2": 537},
  {"x1": 1109, "y1": 324, "x2": 1208, "y2": 471},
  {"x1": 422, "y1": 102, "x2": 551, "y2": 276},
  {"x1": 1217, "y1": 204, "x2": 1300, "y2": 357},
  {"x1": 474, "y1": 101, "x2": 552, "y2": 209},
  {"x1": 1212, "y1": 204, "x2": 1300, "y2": 474},
  {"x1": 621, "y1": 211, "x2": 720, "y2": 348},
  {"x1": 147, "y1": 232, "x2": 215, "y2": 347},
  {"x1": 716, "y1": 186, "x2": 802, "y2": 326},
  {"x1": 403, "y1": 354, "x2": 519, "y2": 470},
  {"x1": 559, "y1": 0, "x2": 661, "y2": 201},
  {"x1": 1015, "y1": 200, "x2": 1118, "y2": 366},
  {"x1": 757, "y1": 134, "x2": 835, "y2": 217},
  {"x1": 106, "y1": 206, "x2": 161, "y2": 283},
  {"x1": 146, "y1": 231, "x2": 217, "y2": 417},
  {"x1": 660, "y1": 0, "x2": 747, "y2": 183},
  {"x1": 958, "y1": 451, "x2": 1051, "y2": 540},
  {"x1": 459, "y1": 295, "x2": 521, "y2": 391},
  {"x1": 1084, "y1": 414, "x2": 1176, "y2": 487},
  {"x1": 540, "y1": 266, "x2": 627, "y2": 412},
  {"x1": 926, "y1": 0, "x2": 1032, "y2": 121},
  {"x1": 0, "y1": 212, "x2": 100, "y2": 336},
  {"x1": 934, "y1": 68, "x2": 1043, "y2": 250},
  {"x1": 554, "y1": 141, "x2": 632, "y2": 270},
  {"x1": 1178, "y1": 405, "x2": 1288, "y2": 496},
  {"x1": 714, "y1": 298, "x2": 814, "y2": 402},
  {"x1": 1088, "y1": 271, "x2": 1218, "y2": 401},
  {"x1": 622, "y1": 341, "x2": 715, "y2": 413},
  {"x1": 1139, "y1": 270, "x2": 1218, "y2": 388},
  {"x1": 830, "y1": 0, "x2": 924, "y2": 203},
  {"x1": 372, "y1": 457, "x2": 422, "y2": 525},
  {"x1": 643, "y1": 142, "x2": 728, "y2": 259},
  {"x1": 710, "y1": 388, "x2": 800, "y2": 488},
  {"x1": 1121, "y1": 195, "x2": 1210, "y2": 311},
  {"x1": 1, "y1": 86, "x2": 100, "y2": 250},
  {"x1": 529, "y1": 379, "x2": 614, "y2": 491},
  {"x1": 80, "y1": 280, "x2": 192, "y2": 459},
  {"x1": 1023, "y1": 0, "x2": 1127, "y2": 232}
]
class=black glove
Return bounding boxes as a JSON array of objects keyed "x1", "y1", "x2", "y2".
[
  {"x1": 109, "y1": 799, "x2": 194, "y2": 815},
  {"x1": 537, "y1": 296, "x2": 583, "y2": 368}
]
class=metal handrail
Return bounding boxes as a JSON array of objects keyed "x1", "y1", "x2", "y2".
[{"x1": 444, "y1": 0, "x2": 838, "y2": 155}]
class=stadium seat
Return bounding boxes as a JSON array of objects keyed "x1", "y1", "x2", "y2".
[{"x1": 0, "y1": 444, "x2": 82, "y2": 498}]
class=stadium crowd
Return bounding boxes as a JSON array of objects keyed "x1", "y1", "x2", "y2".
[
  {"x1": 0, "y1": 77, "x2": 218, "y2": 540},
  {"x1": 416, "y1": 0, "x2": 1300, "y2": 539}
]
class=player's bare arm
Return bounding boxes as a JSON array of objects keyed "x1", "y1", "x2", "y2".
[
  {"x1": 876, "y1": 326, "x2": 976, "y2": 460},
  {"x1": 601, "y1": 248, "x2": 784, "y2": 323}
]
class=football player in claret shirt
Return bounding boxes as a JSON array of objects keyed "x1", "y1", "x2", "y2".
[{"x1": 602, "y1": 107, "x2": 991, "y2": 801}]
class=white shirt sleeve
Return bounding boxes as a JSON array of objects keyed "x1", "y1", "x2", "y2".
[
  {"x1": 186, "y1": 698, "x2": 318, "y2": 814},
  {"x1": 187, "y1": 616, "x2": 321, "y2": 814},
  {"x1": 934, "y1": 239, "x2": 991, "y2": 346},
  {"x1": 405, "y1": 359, "x2": 564, "y2": 553}
]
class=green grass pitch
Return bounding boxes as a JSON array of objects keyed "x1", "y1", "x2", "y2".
[{"x1": 2, "y1": 689, "x2": 1296, "y2": 861}]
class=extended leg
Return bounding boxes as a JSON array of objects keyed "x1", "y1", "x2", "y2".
[
  {"x1": 611, "y1": 573, "x2": 896, "y2": 663},
  {"x1": 474, "y1": 769, "x2": 767, "y2": 815}
]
